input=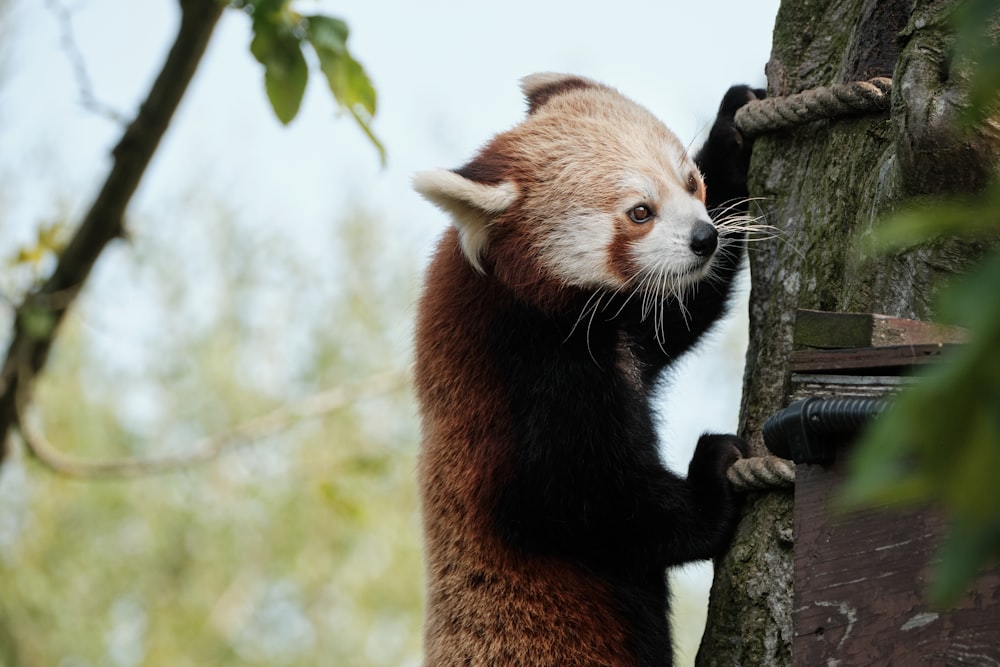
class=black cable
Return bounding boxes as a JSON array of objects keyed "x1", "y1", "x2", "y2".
[{"x1": 762, "y1": 396, "x2": 887, "y2": 464}]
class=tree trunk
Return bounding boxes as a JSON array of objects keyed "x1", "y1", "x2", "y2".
[{"x1": 696, "y1": 0, "x2": 996, "y2": 664}]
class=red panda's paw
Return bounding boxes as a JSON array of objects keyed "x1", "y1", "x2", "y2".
[
  {"x1": 687, "y1": 433, "x2": 749, "y2": 483},
  {"x1": 697, "y1": 86, "x2": 765, "y2": 214},
  {"x1": 716, "y1": 85, "x2": 766, "y2": 121}
]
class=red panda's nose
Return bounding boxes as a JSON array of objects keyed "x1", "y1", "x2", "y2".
[{"x1": 689, "y1": 221, "x2": 718, "y2": 257}]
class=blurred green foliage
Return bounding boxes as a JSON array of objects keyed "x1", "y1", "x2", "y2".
[
  {"x1": 0, "y1": 202, "x2": 423, "y2": 666},
  {"x1": 840, "y1": 0, "x2": 1000, "y2": 605},
  {"x1": 6, "y1": 222, "x2": 65, "y2": 271}
]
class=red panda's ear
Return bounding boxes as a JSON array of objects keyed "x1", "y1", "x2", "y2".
[
  {"x1": 521, "y1": 73, "x2": 596, "y2": 114},
  {"x1": 413, "y1": 169, "x2": 517, "y2": 273}
]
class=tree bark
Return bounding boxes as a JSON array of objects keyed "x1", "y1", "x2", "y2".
[{"x1": 696, "y1": 0, "x2": 996, "y2": 664}]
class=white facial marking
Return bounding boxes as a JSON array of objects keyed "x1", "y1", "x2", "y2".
[
  {"x1": 540, "y1": 211, "x2": 619, "y2": 287},
  {"x1": 616, "y1": 173, "x2": 659, "y2": 204}
]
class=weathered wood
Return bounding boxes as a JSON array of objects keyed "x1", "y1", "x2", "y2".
[
  {"x1": 793, "y1": 309, "x2": 968, "y2": 349},
  {"x1": 794, "y1": 459, "x2": 1000, "y2": 665},
  {"x1": 794, "y1": 310, "x2": 876, "y2": 349},
  {"x1": 789, "y1": 343, "x2": 960, "y2": 373},
  {"x1": 868, "y1": 314, "x2": 968, "y2": 347},
  {"x1": 791, "y1": 374, "x2": 914, "y2": 400}
]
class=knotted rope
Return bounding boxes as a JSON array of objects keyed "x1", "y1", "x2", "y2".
[
  {"x1": 735, "y1": 77, "x2": 892, "y2": 137},
  {"x1": 728, "y1": 455, "x2": 796, "y2": 492}
]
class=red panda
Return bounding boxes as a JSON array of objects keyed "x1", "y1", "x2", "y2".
[{"x1": 413, "y1": 73, "x2": 762, "y2": 666}]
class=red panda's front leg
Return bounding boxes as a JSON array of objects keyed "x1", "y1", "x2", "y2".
[
  {"x1": 696, "y1": 84, "x2": 765, "y2": 215},
  {"x1": 662, "y1": 433, "x2": 750, "y2": 564}
]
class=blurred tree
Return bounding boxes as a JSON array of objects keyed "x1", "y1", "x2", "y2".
[{"x1": 0, "y1": 200, "x2": 423, "y2": 666}]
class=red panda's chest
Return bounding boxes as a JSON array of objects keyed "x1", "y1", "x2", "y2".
[{"x1": 615, "y1": 329, "x2": 644, "y2": 393}]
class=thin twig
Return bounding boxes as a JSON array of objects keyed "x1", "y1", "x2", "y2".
[
  {"x1": 44, "y1": 0, "x2": 128, "y2": 124},
  {"x1": 15, "y1": 369, "x2": 409, "y2": 479}
]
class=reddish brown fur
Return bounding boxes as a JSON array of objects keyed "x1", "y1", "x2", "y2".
[
  {"x1": 690, "y1": 175, "x2": 707, "y2": 204},
  {"x1": 454, "y1": 134, "x2": 518, "y2": 185},
  {"x1": 524, "y1": 76, "x2": 595, "y2": 114},
  {"x1": 415, "y1": 229, "x2": 633, "y2": 665},
  {"x1": 606, "y1": 209, "x2": 657, "y2": 283}
]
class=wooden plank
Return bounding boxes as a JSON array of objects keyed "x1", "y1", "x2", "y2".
[
  {"x1": 794, "y1": 309, "x2": 968, "y2": 349},
  {"x1": 791, "y1": 374, "x2": 913, "y2": 401},
  {"x1": 789, "y1": 343, "x2": 960, "y2": 373},
  {"x1": 870, "y1": 313, "x2": 968, "y2": 347},
  {"x1": 793, "y1": 459, "x2": 1000, "y2": 665},
  {"x1": 794, "y1": 310, "x2": 874, "y2": 348}
]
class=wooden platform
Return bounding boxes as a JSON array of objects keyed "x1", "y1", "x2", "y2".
[
  {"x1": 778, "y1": 310, "x2": 999, "y2": 665},
  {"x1": 793, "y1": 456, "x2": 1000, "y2": 664}
]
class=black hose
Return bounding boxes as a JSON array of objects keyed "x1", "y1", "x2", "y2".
[{"x1": 762, "y1": 396, "x2": 887, "y2": 464}]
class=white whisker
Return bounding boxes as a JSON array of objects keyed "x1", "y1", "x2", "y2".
[{"x1": 565, "y1": 288, "x2": 605, "y2": 342}]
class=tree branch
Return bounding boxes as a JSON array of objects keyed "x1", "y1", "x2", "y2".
[
  {"x1": 15, "y1": 371, "x2": 408, "y2": 479},
  {"x1": 0, "y1": 0, "x2": 225, "y2": 462}
]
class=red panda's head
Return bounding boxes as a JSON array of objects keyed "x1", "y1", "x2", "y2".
[{"x1": 414, "y1": 73, "x2": 718, "y2": 307}]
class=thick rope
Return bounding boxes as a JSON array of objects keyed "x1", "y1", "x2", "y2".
[
  {"x1": 735, "y1": 77, "x2": 892, "y2": 137},
  {"x1": 728, "y1": 455, "x2": 796, "y2": 491}
]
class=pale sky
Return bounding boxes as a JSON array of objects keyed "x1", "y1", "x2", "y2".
[{"x1": 0, "y1": 0, "x2": 779, "y2": 256}]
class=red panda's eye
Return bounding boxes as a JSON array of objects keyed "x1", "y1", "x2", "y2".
[
  {"x1": 628, "y1": 205, "x2": 654, "y2": 224},
  {"x1": 686, "y1": 173, "x2": 699, "y2": 194}
]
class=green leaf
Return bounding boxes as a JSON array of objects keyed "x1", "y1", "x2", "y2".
[
  {"x1": 305, "y1": 15, "x2": 385, "y2": 163},
  {"x1": 836, "y1": 0, "x2": 1000, "y2": 611},
  {"x1": 327, "y1": 54, "x2": 377, "y2": 117},
  {"x1": 935, "y1": 249, "x2": 1000, "y2": 328},
  {"x1": 836, "y1": 392, "x2": 935, "y2": 510},
  {"x1": 305, "y1": 14, "x2": 349, "y2": 57},
  {"x1": 250, "y1": 16, "x2": 309, "y2": 124},
  {"x1": 839, "y1": 249, "x2": 1000, "y2": 604},
  {"x1": 838, "y1": 326, "x2": 996, "y2": 511}
]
